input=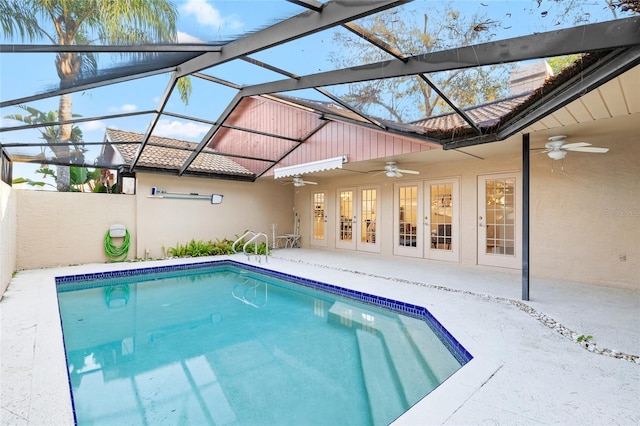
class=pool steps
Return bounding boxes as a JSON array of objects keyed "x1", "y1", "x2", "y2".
[
  {"x1": 328, "y1": 301, "x2": 461, "y2": 424},
  {"x1": 356, "y1": 329, "x2": 406, "y2": 424}
]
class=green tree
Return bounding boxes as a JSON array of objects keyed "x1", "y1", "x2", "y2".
[
  {"x1": 331, "y1": 4, "x2": 511, "y2": 123},
  {"x1": 13, "y1": 166, "x2": 112, "y2": 192},
  {"x1": 331, "y1": 1, "x2": 637, "y2": 123},
  {"x1": 2, "y1": 0, "x2": 191, "y2": 191},
  {"x1": 5, "y1": 104, "x2": 86, "y2": 163}
]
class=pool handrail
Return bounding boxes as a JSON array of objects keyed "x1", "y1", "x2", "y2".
[
  {"x1": 232, "y1": 230, "x2": 256, "y2": 253},
  {"x1": 242, "y1": 232, "x2": 269, "y2": 263}
]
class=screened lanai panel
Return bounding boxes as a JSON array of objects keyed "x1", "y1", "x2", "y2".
[
  {"x1": 360, "y1": 1, "x2": 635, "y2": 56},
  {"x1": 206, "y1": 127, "x2": 298, "y2": 169},
  {"x1": 1, "y1": 73, "x2": 172, "y2": 135},
  {"x1": 247, "y1": 25, "x2": 394, "y2": 77},
  {"x1": 1, "y1": 114, "x2": 158, "y2": 167},
  {"x1": 0, "y1": 53, "x2": 61, "y2": 101},
  {"x1": 148, "y1": 114, "x2": 214, "y2": 145},
  {"x1": 325, "y1": 75, "x2": 450, "y2": 124},
  {"x1": 197, "y1": 58, "x2": 290, "y2": 87},
  {"x1": 171, "y1": 0, "x2": 309, "y2": 43},
  {"x1": 185, "y1": 149, "x2": 265, "y2": 178},
  {"x1": 161, "y1": 76, "x2": 238, "y2": 124},
  {"x1": 1, "y1": 51, "x2": 203, "y2": 109},
  {"x1": 221, "y1": 96, "x2": 324, "y2": 141}
]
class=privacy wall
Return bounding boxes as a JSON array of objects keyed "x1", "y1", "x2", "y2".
[
  {"x1": 134, "y1": 173, "x2": 294, "y2": 260},
  {"x1": 13, "y1": 174, "x2": 294, "y2": 271},
  {"x1": 16, "y1": 191, "x2": 136, "y2": 270},
  {"x1": 0, "y1": 181, "x2": 17, "y2": 296}
]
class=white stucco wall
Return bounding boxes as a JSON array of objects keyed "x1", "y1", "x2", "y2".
[
  {"x1": 6, "y1": 130, "x2": 638, "y2": 290},
  {"x1": 134, "y1": 173, "x2": 294, "y2": 259},
  {"x1": 11, "y1": 174, "x2": 293, "y2": 272},
  {"x1": 292, "y1": 133, "x2": 639, "y2": 290},
  {"x1": 0, "y1": 180, "x2": 17, "y2": 297},
  {"x1": 16, "y1": 191, "x2": 136, "y2": 270},
  {"x1": 528, "y1": 133, "x2": 639, "y2": 288}
]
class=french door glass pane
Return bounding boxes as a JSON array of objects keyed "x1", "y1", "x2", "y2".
[
  {"x1": 485, "y1": 179, "x2": 515, "y2": 255},
  {"x1": 313, "y1": 193, "x2": 325, "y2": 239},
  {"x1": 339, "y1": 190, "x2": 353, "y2": 242},
  {"x1": 430, "y1": 183, "x2": 453, "y2": 250},
  {"x1": 361, "y1": 189, "x2": 376, "y2": 243}
]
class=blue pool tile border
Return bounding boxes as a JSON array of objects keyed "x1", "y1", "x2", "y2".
[{"x1": 56, "y1": 260, "x2": 473, "y2": 365}]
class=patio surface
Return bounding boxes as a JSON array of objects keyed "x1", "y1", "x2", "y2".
[{"x1": 1, "y1": 249, "x2": 639, "y2": 425}]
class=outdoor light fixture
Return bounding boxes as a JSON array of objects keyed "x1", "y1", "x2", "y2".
[
  {"x1": 150, "y1": 187, "x2": 224, "y2": 204},
  {"x1": 547, "y1": 150, "x2": 567, "y2": 160}
]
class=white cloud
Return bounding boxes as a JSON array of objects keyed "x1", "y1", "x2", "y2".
[
  {"x1": 108, "y1": 104, "x2": 138, "y2": 113},
  {"x1": 154, "y1": 119, "x2": 210, "y2": 140},
  {"x1": 180, "y1": 0, "x2": 243, "y2": 31},
  {"x1": 79, "y1": 120, "x2": 105, "y2": 132}
]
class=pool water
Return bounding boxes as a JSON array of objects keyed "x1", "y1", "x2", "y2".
[{"x1": 56, "y1": 261, "x2": 471, "y2": 425}]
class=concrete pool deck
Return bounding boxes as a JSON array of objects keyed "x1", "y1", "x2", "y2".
[{"x1": 1, "y1": 249, "x2": 639, "y2": 425}]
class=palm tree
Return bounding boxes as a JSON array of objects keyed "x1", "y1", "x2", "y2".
[
  {"x1": 5, "y1": 104, "x2": 85, "y2": 163},
  {"x1": 2, "y1": 0, "x2": 189, "y2": 191}
]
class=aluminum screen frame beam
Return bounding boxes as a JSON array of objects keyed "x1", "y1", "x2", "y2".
[
  {"x1": 129, "y1": 72, "x2": 179, "y2": 171},
  {"x1": 178, "y1": 92, "x2": 244, "y2": 176},
  {"x1": 241, "y1": 17, "x2": 640, "y2": 97},
  {"x1": 176, "y1": 0, "x2": 410, "y2": 77}
]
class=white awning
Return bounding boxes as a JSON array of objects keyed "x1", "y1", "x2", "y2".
[{"x1": 274, "y1": 155, "x2": 347, "y2": 179}]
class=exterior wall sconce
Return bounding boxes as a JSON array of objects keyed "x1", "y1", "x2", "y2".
[{"x1": 150, "y1": 187, "x2": 224, "y2": 204}]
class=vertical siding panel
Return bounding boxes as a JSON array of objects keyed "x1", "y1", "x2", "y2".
[
  {"x1": 362, "y1": 129, "x2": 370, "y2": 161},
  {"x1": 228, "y1": 96, "x2": 442, "y2": 176},
  {"x1": 378, "y1": 132, "x2": 386, "y2": 158},
  {"x1": 351, "y1": 126, "x2": 359, "y2": 162}
]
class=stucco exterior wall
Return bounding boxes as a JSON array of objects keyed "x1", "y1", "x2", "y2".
[
  {"x1": 16, "y1": 191, "x2": 136, "y2": 270},
  {"x1": 134, "y1": 173, "x2": 294, "y2": 259},
  {"x1": 292, "y1": 133, "x2": 639, "y2": 290},
  {"x1": 6, "y1": 129, "x2": 637, "y2": 290},
  {"x1": 0, "y1": 181, "x2": 17, "y2": 297},
  {"x1": 528, "y1": 132, "x2": 639, "y2": 288}
]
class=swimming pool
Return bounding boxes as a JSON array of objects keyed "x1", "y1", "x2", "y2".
[{"x1": 56, "y1": 260, "x2": 472, "y2": 425}]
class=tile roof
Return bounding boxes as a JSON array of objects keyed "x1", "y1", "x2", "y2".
[
  {"x1": 411, "y1": 94, "x2": 531, "y2": 131},
  {"x1": 270, "y1": 92, "x2": 532, "y2": 139},
  {"x1": 105, "y1": 129, "x2": 253, "y2": 176}
]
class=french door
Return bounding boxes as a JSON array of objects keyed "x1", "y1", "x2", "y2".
[
  {"x1": 336, "y1": 186, "x2": 380, "y2": 253},
  {"x1": 477, "y1": 173, "x2": 521, "y2": 269},
  {"x1": 425, "y1": 179, "x2": 459, "y2": 262},
  {"x1": 394, "y1": 179, "x2": 459, "y2": 262},
  {"x1": 310, "y1": 191, "x2": 327, "y2": 247}
]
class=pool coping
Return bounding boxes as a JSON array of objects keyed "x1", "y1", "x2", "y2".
[
  {"x1": 4, "y1": 252, "x2": 639, "y2": 425},
  {"x1": 56, "y1": 259, "x2": 473, "y2": 368},
  {"x1": 1, "y1": 256, "x2": 498, "y2": 426}
]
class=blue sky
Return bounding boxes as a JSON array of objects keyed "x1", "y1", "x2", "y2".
[{"x1": 0, "y1": 0, "x2": 629, "y2": 185}]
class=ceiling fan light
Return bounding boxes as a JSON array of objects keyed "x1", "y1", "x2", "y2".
[
  {"x1": 548, "y1": 150, "x2": 567, "y2": 160},
  {"x1": 386, "y1": 171, "x2": 398, "y2": 177}
]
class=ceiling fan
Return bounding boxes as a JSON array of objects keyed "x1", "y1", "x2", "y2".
[
  {"x1": 372, "y1": 161, "x2": 420, "y2": 178},
  {"x1": 542, "y1": 136, "x2": 609, "y2": 160},
  {"x1": 283, "y1": 175, "x2": 318, "y2": 187}
]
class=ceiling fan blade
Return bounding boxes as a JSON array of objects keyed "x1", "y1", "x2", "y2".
[
  {"x1": 396, "y1": 169, "x2": 420, "y2": 175},
  {"x1": 566, "y1": 146, "x2": 609, "y2": 153},
  {"x1": 303, "y1": 180, "x2": 318, "y2": 185},
  {"x1": 562, "y1": 142, "x2": 591, "y2": 149}
]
